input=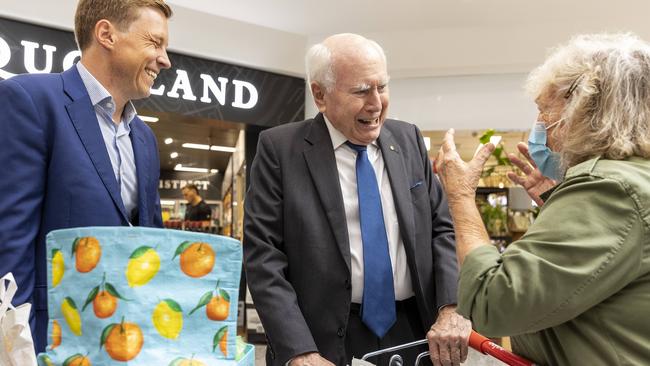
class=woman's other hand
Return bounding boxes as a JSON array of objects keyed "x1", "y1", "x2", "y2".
[{"x1": 506, "y1": 142, "x2": 557, "y2": 206}]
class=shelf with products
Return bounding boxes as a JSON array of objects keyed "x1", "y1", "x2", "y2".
[
  {"x1": 476, "y1": 187, "x2": 508, "y2": 195},
  {"x1": 475, "y1": 186, "x2": 536, "y2": 249},
  {"x1": 221, "y1": 187, "x2": 233, "y2": 237},
  {"x1": 470, "y1": 129, "x2": 538, "y2": 249},
  {"x1": 160, "y1": 199, "x2": 222, "y2": 233}
]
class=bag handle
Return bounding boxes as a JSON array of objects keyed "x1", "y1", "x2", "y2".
[{"x1": 0, "y1": 272, "x2": 17, "y2": 318}]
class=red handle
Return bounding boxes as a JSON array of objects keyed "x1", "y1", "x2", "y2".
[{"x1": 469, "y1": 331, "x2": 536, "y2": 366}]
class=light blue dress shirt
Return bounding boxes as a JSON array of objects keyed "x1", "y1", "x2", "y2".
[{"x1": 76, "y1": 62, "x2": 139, "y2": 222}]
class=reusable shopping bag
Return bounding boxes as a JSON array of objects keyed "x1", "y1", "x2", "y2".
[
  {"x1": 0, "y1": 272, "x2": 38, "y2": 366},
  {"x1": 37, "y1": 227, "x2": 254, "y2": 366}
]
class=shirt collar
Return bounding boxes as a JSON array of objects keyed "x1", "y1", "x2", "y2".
[
  {"x1": 121, "y1": 102, "x2": 137, "y2": 128},
  {"x1": 76, "y1": 62, "x2": 137, "y2": 127},
  {"x1": 323, "y1": 114, "x2": 379, "y2": 150}
]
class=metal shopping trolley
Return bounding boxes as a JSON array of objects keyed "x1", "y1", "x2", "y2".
[{"x1": 352, "y1": 331, "x2": 537, "y2": 366}]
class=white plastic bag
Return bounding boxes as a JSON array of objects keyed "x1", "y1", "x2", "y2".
[
  {"x1": 0, "y1": 272, "x2": 37, "y2": 366},
  {"x1": 351, "y1": 358, "x2": 376, "y2": 366}
]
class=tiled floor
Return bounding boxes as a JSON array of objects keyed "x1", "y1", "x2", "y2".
[{"x1": 252, "y1": 344, "x2": 506, "y2": 365}]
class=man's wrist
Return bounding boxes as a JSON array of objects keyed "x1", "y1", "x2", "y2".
[
  {"x1": 287, "y1": 352, "x2": 318, "y2": 366},
  {"x1": 438, "y1": 304, "x2": 458, "y2": 314}
]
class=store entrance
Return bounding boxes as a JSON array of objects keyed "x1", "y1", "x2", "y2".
[{"x1": 141, "y1": 109, "x2": 250, "y2": 240}]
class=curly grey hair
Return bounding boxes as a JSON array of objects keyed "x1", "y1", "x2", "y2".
[{"x1": 526, "y1": 33, "x2": 650, "y2": 168}]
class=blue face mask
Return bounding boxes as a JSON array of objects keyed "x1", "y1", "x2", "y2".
[{"x1": 528, "y1": 121, "x2": 563, "y2": 181}]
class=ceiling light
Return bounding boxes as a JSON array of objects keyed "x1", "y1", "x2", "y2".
[
  {"x1": 210, "y1": 169, "x2": 219, "y2": 173},
  {"x1": 181, "y1": 142, "x2": 236, "y2": 152},
  {"x1": 423, "y1": 137, "x2": 431, "y2": 151},
  {"x1": 182, "y1": 143, "x2": 210, "y2": 150},
  {"x1": 210, "y1": 145, "x2": 237, "y2": 153},
  {"x1": 170, "y1": 152, "x2": 178, "y2": 159},
  {"x1": 174, "y1": 164, "x2": 208, "y2": 173},
  {"x1": 160, "y1": 200, "x2": 176, "y2": 206},
  {"x1": 139, "y1": 115, "x2": 159, "y2": 123},
  {"x1": 164, "y1": 138, "x2": 173, "y2": 145}
]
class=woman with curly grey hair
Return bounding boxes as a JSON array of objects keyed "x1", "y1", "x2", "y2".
[{"x1": 435, "y1": 33, "x2": 650, "y2": 365}]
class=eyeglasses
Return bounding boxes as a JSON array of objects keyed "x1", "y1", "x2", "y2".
[{"x1": 564, "y1": 75, "x2": 583, "y2": 99}]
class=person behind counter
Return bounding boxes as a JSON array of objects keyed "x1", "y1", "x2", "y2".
[
  {"x1": 435, "y1": 32, "x2": 650, "y2": 365},
  {"x1": 182, "y1": 184, "x2": 212, "y2": 221}
]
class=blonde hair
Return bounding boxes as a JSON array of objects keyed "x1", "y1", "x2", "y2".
[
  {"x1": 526, "y1": 33, "x2": 650, "y2": 168},
  {"x1": 75, "y1": 0, "x2": 173, "y2": 51}
]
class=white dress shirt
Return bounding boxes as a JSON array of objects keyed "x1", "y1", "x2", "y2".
[
  {"x1": 77, "y1": 62, "x2": 139, "y2": 222},
  {"x1": 324, "y1": 116, "x2": 414, "y2": 302}
]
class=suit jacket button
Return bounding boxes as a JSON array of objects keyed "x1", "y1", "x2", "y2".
[
  {"x1": 345, "y1": 279, "x2": 351, "y2": 290},
  {"x1": 337, "y1": 327, "x2": 345, "y2": 337}
]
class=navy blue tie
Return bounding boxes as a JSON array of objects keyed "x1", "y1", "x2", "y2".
[{"x1": 346, "y1": 142, "x2": 396, "y2": 338}]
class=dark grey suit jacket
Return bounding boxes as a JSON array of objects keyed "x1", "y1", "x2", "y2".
[{"x1": 244, "y1": 114, "x2": 458, "y2": 365}]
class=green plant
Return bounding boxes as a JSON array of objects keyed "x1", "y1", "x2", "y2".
[
  {"x1": 479, "y1": 129, "x2": 512, "y2": 177},
  {"x1": 477, "y1": 198, "x2": 508, "y2": 236}
]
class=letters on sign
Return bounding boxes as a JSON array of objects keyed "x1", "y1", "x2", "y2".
[{"x1": 0, "y1": 36, "x2": 259, "y2": 109}]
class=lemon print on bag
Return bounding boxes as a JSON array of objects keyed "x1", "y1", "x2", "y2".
[
  {"x1": 61, "y1": 297, "x2": 82, "y2": 336},
  {"x1": 152, "y1": 299, "x2": 183, "y2": 339},
  {"x1": 168, "y1": 356, "x2": 207, "y2": 366},
  {"x1": 38, "y1": 354, "x2": 55, "y2": 366},
  {"x1": 125, "y1": 246, "x2": 160, "y2": 287},
  {"x1": 52, "y1": 249, "x2": 64, "y2": 287}
]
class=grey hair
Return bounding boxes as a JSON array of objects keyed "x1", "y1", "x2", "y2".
[
  {"x1": 305, "y1": 34, "x2": 387, "y2": 93},
  {"x1": 526, "y1": 33, "x2": 650, "y2": 168},
  {"x1": 305, "y1": 43, "x2": 335, "y2": 92}
]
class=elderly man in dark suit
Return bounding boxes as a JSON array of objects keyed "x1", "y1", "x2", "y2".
[{"x1": 244, "y1": 33, "x2": 471, "y2": 366}]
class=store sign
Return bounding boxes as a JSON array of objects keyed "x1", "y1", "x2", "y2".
[
  {"x1": 0, "y1": 16, "x2": 304, "y2": 126},
  {"x1": 158, "y1": 171, "x2": 222, "y2": 200},
  {"x1": 0, "y1": 34, "x2": 257, "y2": 109},
  {"x1": 151, "y1": 69, "x2": 258, "y2": 109},
  {"x1": 159, "y1": 179, "x2": 209, "y2": 191},
  {"x1": 0, "y1": 37, "x2": 80, "y2": 79}
]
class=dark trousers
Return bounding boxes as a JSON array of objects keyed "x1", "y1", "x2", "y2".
[{"x1": 345, "y1": 297, "x2": 432, "y2": 366}]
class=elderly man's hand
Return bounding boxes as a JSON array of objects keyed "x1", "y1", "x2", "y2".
[
  {"x1": 435, "y1": 129, "x2": 494, "y2": 202},
  {"x1": 506, "y1": 142, "x2": 557, "y2": 206},
  {"x1": 288, "y1": 352, "x2": 335, "y2": 366},
  {"x1": 427, "y1": 305, "x2": 472, "y2": 366}
]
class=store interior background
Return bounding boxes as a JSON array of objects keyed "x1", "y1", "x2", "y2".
[
  {"x1": 3, "y1": 0, "x2": 650, "y2": 361},
  {"x1": 7, "y1": 0, "x2": 647, "y2": 172}
]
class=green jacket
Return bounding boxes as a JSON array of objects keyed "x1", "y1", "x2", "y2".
[{"x1": 458, "y1": 157, "x2": 650, "y2": 365}]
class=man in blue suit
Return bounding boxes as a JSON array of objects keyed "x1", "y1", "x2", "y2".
[{"x1": 0, "y1": 0, "x2": 173, "y2": 352}]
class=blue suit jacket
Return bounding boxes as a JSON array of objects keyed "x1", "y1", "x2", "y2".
[{"x1": 0, "y1": 66, "x2": 163, "y2": 352}]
